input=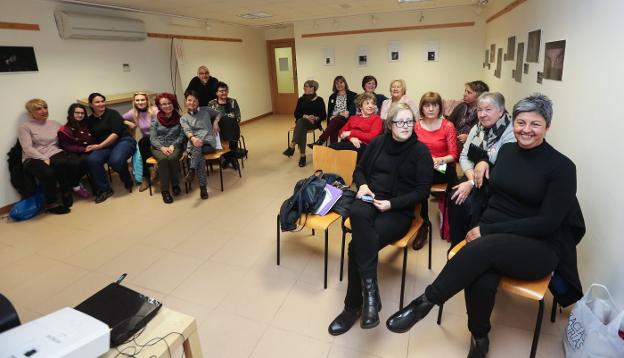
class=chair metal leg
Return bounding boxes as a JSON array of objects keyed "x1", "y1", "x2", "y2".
[
  {"x1": 324, "y1": 229, "x2": 329, "y2": 289},
  {"x1": 276, "y1": 214, "x2": 281, "y2": 266},
  {"x1": 550, "y1": 296, "x2": 557, "y2": 323},
  {"x1": 312, "y1": 229, "x2": 315, "y2": 235},
  {"x1": 400, "y1": 247, "x2": 408, "y2": 309},
  {"x1": 436, "y1": 303, "x2": 444, "y2": 325},
  {"x1": 147, "y1": 166, "x2": 153, "y2": 196},
  {"x1": 530, "y1": 299, "x2": 545, "y2": 358},
  {"x1": 219, "y1": 164, "x2": 224, "y2": 191},
  {"x1": 236, "y1": 158, "x2": 242, "y2": 178},
  {"x1": 339, "y1": 228, "x2": 346, "y2": 281},
  {"x1": 427, "y1": 221, "x2": 433, "y2": 270}
]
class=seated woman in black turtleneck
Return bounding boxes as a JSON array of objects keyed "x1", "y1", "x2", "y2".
[
  {"x1": 386, "y1": 94, "x2": 584, "y2": 358},
  {"x1": 328, "y1": 102, "x2": 432, "y2": 336}
]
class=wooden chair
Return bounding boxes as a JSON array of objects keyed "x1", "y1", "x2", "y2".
[
  {"x1": 203, "y1": 141, "x2": 242, "y2": 192},
  {"x1": 145, "y1": 153, "x2": 189, "y2": 196},
  {"x1": 238, "y1": 134, "x2": 247, "y2": 168},
  {"x1": 287, "y1": 127, "x2": 319, "y2": 147},
  {"x1": 340, "y1": 204, "x2": 424, "y2": 309},
  {"x1": 276, "y1": 146, "x2": 357, "y2": 289},
  {"x1": 436, "y1": 239, "x2": 556, "y2": 358}
]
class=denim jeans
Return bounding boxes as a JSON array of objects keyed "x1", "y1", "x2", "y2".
[{"x1": 87, "y1": 136, "x2": 136, "y2": 192}]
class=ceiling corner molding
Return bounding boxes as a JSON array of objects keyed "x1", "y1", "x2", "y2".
[
  {"x1": 0, "y1": 21, "x2": 40, "y2": 31},
  {"x1": 485, "y1": 0, "x2": 527, "y2": 23},
  {"x1": 147, "y1": 32, "x2": 242, "y2": 42},
  {"x1": 301, "y1": 22, "x2": 475, "y2": 38}
]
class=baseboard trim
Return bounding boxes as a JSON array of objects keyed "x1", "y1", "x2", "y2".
[
  {"x1": 241, "y1": 112, "x2": 272, "y2": 126},
  {"x1": 0, "y1": 203, "x2": 14, "y2": 216}
]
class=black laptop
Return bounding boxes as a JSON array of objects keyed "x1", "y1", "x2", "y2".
[{"x1": 75, "y1": 283, "x2": 162, "y2": 347}]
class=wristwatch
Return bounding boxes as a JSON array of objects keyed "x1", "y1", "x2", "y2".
[{"x1": 469, "y1": 179, "x2": 475, "y2": 186}]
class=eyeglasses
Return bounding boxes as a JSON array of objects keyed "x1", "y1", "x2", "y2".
[{"x1": 392, "y1": 120, "x2": 414, "y2": 128}]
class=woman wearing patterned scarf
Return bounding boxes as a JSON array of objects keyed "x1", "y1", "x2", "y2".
[{"x1": 447, "y1": 92, "x2": 515, "y2": 247}]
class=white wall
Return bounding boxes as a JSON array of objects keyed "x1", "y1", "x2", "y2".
[
  {"x1": 0, "y1": 0, "x2": 271, "y2": 208},
  {"x1": 293, "y1": 7, "x2": 486, "y2": 104},
  {"x1": 483, "y1": 0, "x2": 624, "y2": 302}
]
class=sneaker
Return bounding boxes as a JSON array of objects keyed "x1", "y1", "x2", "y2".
[
  {"x1": 73, "y1": 184, "x2": 90, "y2": 198},
  {"x1": 95, "y1": 189, "x2": 113, "y2": 204}
]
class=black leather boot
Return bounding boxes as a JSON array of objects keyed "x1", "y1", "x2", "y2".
[
  {"x1": 328, "y1": 307, "x2": 361, "y2": 336},
  {"x1": 386, "y1": 293, "x2": 434, "y2": 333},
  {"x1": 361, "y1": 278, "x2": 382, "y2": 329},
  {"x1": 467, "y1": 335, "x2": 489, "y2": 358}
]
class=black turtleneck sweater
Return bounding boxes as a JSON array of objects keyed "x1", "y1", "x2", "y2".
[
  {"x1": 480, "y1": 141, "x2": 577, "y2": 250},
  {"x1": 354, "y1": 133, "x2": 433, "y2": 214}
]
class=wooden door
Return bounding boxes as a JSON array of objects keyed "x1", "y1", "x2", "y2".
[{"x1": 267, "y1": 39, "x2": 298, "y2": 115}]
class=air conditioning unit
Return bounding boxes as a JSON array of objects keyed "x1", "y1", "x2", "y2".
[{"x1": 54, "y1": 11, "x2": 146, "y2": 41}]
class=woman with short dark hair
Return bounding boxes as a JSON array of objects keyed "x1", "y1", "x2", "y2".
[
  {"x1": 361, "y1": 75, "x2": 387, "y2": 112},
  {"x1": 208, "y1": 81, "x2": 242, "y2": 169},
  {"x1": 283, "y1": 80, "x2": 326, "y2": 167},
  {"x1": 58, "y1": 103, "x2": 94, "y2": 198},
  {"x1": 387, "y1": 94, "x2": 584, "y2": 358}
]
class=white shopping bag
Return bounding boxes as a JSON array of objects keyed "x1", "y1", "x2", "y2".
[{"x1": 564, "y1": 284, "x2": 624, "y2": 358}]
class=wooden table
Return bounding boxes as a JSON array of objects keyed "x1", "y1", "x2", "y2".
[
  {"x1": 101, "y1": 307, "x2": 203, "y2": 358},
  {"x1": 77, "y1": 91, "x2": 156, "y2": 106}
]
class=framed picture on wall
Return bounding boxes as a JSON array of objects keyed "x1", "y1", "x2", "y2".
[
  {"x1": 0, "y1": 46, "x2": 38, "y2": 72},
  {"x1": 543, "y1": 40, "x2": 566, "y2": 81},
  {"x1": 526, "y1": 29, "x2": 541, "y2": 63},
  {"x1": 424, "y1": 41, "x2": 439, "y2": 62},
  {"x1": 490, "y1": 44, "x2": 496, "y2": 63},
  {"x1": 484, "y1": 49, "x2": 489, "y2": 68},
  {"x1": 506, "y1": 36, "x2": 516, "y2": 61},
  {"x1": 323, "y1": 47, "x2": 335, "y2": 66},
  {"x1": 388, "y1": 41, "x2": 400, "y2": 62},
  {"x1": 495, "y1": 48, "x2": 503, "y2": 78},
  {"x1": 515, "y1": 42, "x2": 525, "y2": 83},
  {"x1": 357, "y1": 47, "x2": 369, "y2": 66}
]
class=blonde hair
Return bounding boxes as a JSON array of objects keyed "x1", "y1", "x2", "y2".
[
  {"x1": 130, "y1": 92, "x2": 156, "y2": 124},
  {"x1": 389, "y1": 79, "x2": 407, "y2": 95},
  {"x1": 25, "y1": 98, "x2": 47, "y2": 114},
  {"x1": 384, "y1": 103, "x2": 416, "y2": 132}
]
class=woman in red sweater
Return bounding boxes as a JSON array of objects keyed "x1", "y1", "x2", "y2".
[
  {"x1": 330, "y1": 93, "x2": 383, "y2": 161},
  {"x1": 414, "y1": 92, "x2": 458, "y2": 243}
]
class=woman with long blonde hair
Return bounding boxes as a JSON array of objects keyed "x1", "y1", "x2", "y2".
[{"x1": 122, "y1": 92, "x2": 157, "y2": 191}]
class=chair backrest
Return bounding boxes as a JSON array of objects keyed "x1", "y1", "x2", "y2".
[{"x1": 312, "y1": 146, "x2": 357, "y2": 186}]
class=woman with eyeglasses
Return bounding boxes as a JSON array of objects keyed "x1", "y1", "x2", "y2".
[
  {"x1": 414, "y1": 91, "x2": 458, "y2": 244},
  {"x1": 208, "y1": 81, "x2": 241, "y2": 170},
  {"x1": 329, "y1": 93, "x2": 383, "y2": 162},
  {"x1": 447, "y1": 92, "x2": 516, "y2": 248},
  {"x1": 122, "y1": 92, "x2": 158, "y2": 192},
  {"x1": 328, "y1": 102, "x2": 432, "y2": 336}
]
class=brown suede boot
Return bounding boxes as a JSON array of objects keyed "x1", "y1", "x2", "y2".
[{"x1": 138, "y1": 178, "x2": 149, "y2": 192}]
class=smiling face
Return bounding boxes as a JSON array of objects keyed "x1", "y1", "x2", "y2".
[
  {"x1": 334, "y1": 79, "x2": 346, "y2": 93},
  {"x1": 185, "y1": 95, "x2": 199, "y2": 112},
  {"x1": 198, "y1": 67, "x2": 210, "y2": 84},
  {"x1": 476, "y1": 100, "x2": 503, "y2": 128},
  {"x1": 513, "y1": 111, "x2": 549, "y2": 149},
  {"x1": 422, "y1": 102, "x2": 440, "y2": 120},
  {"x1": 391, "y1": 109, "x2": 415, "y2": 142},
  {"x1": 390, "y1": 81, "x2": 405, "y2": 100},
  {"x1": 216, "y1": 87, "x2": 228, "y2": 101},
  {"x1": 360, "y1": 99, "x2": 376, "y2": 117},
  {"x1": 90, "y1": 96, "x2": 106, "y2": 115},
  {"x1": 73, "y1": 106, "x2": 86, "y2": 122},
  {"x1": 158, "y1": 97, "x2": 174, "y2": 117},
  {"x1": 303, "y1": 83, "x2": 315, "y2": 95},
  {"x1": 364, "y1": 80, "x2": 377, "y2": 93},
  {"x1": 133, "y1": 94, "x2": 148, "y2": 110}
]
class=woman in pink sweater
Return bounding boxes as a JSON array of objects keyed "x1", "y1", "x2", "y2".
[{"x1": 330, "y1": 93, "x2": 383, "y2": 161}]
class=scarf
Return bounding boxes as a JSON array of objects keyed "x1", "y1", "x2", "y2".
[
  {"x1": 471, "y1": 111, "x2": 511, "y2": 150},
  {"x1": 157, "y1": 110, "x2": 180, "y2": 128}
]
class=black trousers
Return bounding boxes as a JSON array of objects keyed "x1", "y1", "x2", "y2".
[
  {"x1": 138, "y1": 136, "x2": 151, "y2": 178},
  {"x1": 329, "y1": 141, "x2": 367, "y2": 162},
  {"x1": 219, "y1": 116, "x2": 240, "y2": 162},
  {"x1": 448, "y1": 185, "x2": 488, "y2": 248},
  {"x1": 65, "y1": 152, "x2": 89, "y2": 187},
  {"x1": 292, "y1": 118, "x2": 318, "y2": 152},
  {"x1": 344, "y1": 200, "x2": 412, "y2": 309},
  {"x1": 23, "y1": 152, "x2": 72, "y2": 204},
  {"x1": 424, "y1": 234, "x2": 559, "y2": 337}
]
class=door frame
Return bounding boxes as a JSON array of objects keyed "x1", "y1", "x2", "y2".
[{"x1": 266, "y1": 38, "x2": 299, "y2": 114}]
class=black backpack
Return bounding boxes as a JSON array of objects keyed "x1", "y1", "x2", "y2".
[
  {"x1": 279, "y1": 171, "x2": 335, "y2": 232},
  {"x1": 7, "y1": 140, "x2": 36, "y2": 199}
]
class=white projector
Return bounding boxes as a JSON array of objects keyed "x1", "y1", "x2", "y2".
[{"x1": 0, "y1": 307, "x2": 110, "y2": 358}]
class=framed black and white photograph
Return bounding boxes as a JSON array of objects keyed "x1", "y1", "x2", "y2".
[
  {"x1": 323, "y1": 47, "x2": 335, "y2": 66},
  {"x1": 515, "y1": 42, "x2": 525, "y2": 83},
  {"x1": 523, "y1": 63, "x2": 529, "y2": 74},
  {"x1": 537, "y1": 71, "x2": 544, "y2": 84},
  {"x1": 388, "y1": 41, "x2": 400, "y2": 62},
  {"x1": 490, "y1": 44, "x2": 496, "y2": 63},
  {"x1": 424, "y1": 41, "x2": 439, "y2": 62},
  {"x1": 495, "y1": 48, "x2": 503, "y2": 78},
  {"x1": 484, "y1": 49, "x2": 489, "y2": 68},
  {"x1": 526, "y1": 29, "x2": 541, "y2": 63},
  {"x1": 544, "y1": 40, "x2": 566, "y2": 81},
  {"x1": 506, "y1": 36, "x2": 516, "y2": 61},
  {"x1": 357, "y1": 47, "x2": 369, "y2": 66},
  {"x1": 0, "y1": 46, "x2": 38, "y2": 73}
]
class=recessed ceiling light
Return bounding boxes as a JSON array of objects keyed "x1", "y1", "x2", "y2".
[{"x1": 239, "y1": 11, "x2": 273, "y2": 19}]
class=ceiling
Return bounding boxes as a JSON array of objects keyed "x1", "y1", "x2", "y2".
[{"x1": 60, "y1": 0, "x2": 485, "y2": 27}]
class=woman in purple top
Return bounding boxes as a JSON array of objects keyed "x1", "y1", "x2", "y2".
[
  {"x1": 58, "y1": 103, "x2": 93, "y2": 198},
  {"x1": 122, "y1": 92, "x2": 157, "y2": 191},
  {"x1": 18, "y1": 99, "x2": 73, "y2": 214}
]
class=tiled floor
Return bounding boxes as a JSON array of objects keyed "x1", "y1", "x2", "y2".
[{"x1": 0, "y1": 115, "x2": 570, "y2": 357}]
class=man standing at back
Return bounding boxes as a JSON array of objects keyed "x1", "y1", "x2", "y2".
[{"x1": 186, "y1": 66, "x2": 219, "y2": 107}]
